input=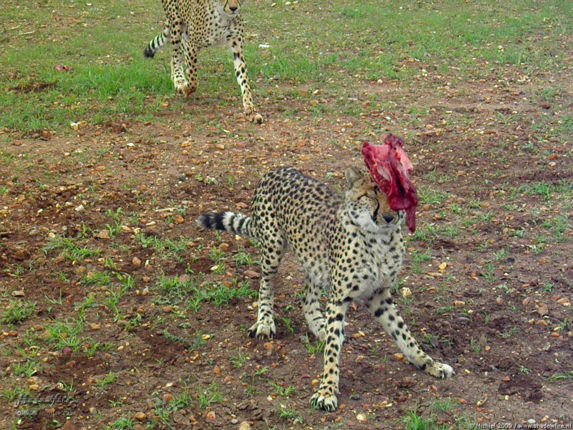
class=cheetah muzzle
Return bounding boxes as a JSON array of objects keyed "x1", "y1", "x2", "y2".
[{"x1": 197, "y1": 166, "x2": 454, "y2": 411}]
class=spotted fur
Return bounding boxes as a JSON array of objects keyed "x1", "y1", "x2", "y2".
[
  {"x1": 144, "y1": 0, "x2": 262, "y2": 123},
  {"x1": 197, "y1": 167, "x2": 454, "y2": 411}
]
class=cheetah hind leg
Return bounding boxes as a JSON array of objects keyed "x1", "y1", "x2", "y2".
[
  {"x1": 303, "y1": 276, "x2": 326, "y2": 341},
  {"x1": 247, "y1": 271, "x2": 277, "y2": 339},
  {"x1": 248, "y1": 285, "x2": 276, "y2": 339},
  {"x1": 248, "y1": 233, "x2": 284, "y2": 339}
]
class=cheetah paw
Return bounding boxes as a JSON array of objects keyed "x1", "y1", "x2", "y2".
[
  {"x1": 248, "y1": 320, "x2": 276, "y2": 339},
  {"x1": 310, "y1": 391, "x2": 338, "y2": 412},
  {"x1": 427, "y1": 361, "x2": 455, "y2": 379},
  {"x1": 173, "y1": 77, "x2": 187, "y2": 91},
  {"x1": 175, "y1": 82, "x2": 197, "y2": 97},
  {"x1": 247, "y1": 112, "x2": 263, "y2": 124}
]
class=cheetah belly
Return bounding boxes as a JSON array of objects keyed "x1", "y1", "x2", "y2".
[{"x1": 291, "y1": 242, "x2": 331, "y2": 289}]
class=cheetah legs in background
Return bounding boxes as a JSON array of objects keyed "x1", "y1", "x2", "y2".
[
  {"x1": 229, "y1": 36, "x2": 262, "y2": 123},
  {"x1": 164, "y1": 16, "x2": 194, "y2": 95},
  {"x1": 181, "y1": 34, "x2": 198, "y2": 95}
]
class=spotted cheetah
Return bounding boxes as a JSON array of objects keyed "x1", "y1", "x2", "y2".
[
  {"x1": 144, "y1": 0, "x2": 262, "y2": 123},
  {"x1": 197, "y1": 167, "x2": 454, "y2": 411}
]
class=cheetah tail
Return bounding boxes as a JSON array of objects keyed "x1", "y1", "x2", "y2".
[{"x1": 196, "y1": 211, "x2": 254, "y2": 238}]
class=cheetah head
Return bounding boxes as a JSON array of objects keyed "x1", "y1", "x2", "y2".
[
  {"x1": 344, "y1": 167, "x2": 402, "y2": 233},
  {"x1": 217, "y1": 0, "x2": 242, "y2": 16}
]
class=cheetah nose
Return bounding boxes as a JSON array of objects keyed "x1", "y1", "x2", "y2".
[
  {"x1": 383, "y1": 214, "x2": 395, "y2": 223},
  {"x1": 229, "y1": 5, "x2": 238, "y2": 12}
]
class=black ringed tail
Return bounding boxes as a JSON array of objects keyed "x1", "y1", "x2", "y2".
[
  {"x1": 144, "y1": 27, "x2": 170, "y2": 58},
  {"x1": 196, "y1": 211, "x2": 254, "y2": 238}
]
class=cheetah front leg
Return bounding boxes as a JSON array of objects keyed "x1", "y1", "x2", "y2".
[
  {"x1": 165, "y1": 17, "x2": 192, "y2": 95},
  {"x1": 310, "y1": 300, "x2": 349, "y2": 411},
  {"x1": 367, "y1": 288, "x2": 454, "y2": 379},
  {"x1": 181, "y1": 34, "x2": 198, "y2": 95},
  {"x1": 227, "y1": 28, "x2": 262, "y2": 123}
]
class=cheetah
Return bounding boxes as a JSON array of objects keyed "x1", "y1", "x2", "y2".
[
  {"x1": 197, "y1": 167, "x2": 454, "y2": 411},
  {"x1": 144, "y1": 0, "x2": 262, "y2": 123}
]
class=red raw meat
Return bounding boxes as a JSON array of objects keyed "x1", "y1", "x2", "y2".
[{"x1": 362, "y1": 134, "x2": 418, "y2": 232}]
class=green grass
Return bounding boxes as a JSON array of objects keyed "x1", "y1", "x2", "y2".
[
  {"x1": 233, "y1": 248, "x2": 257, "y2": 266},
  {"x1": 81, "y1": 270, "x2": 111, "y2": 287},
  {"x1": 278, "y1": 404, "x2": 304, "y2": 424},
  {"x1": 302, "y1": 334, "x2": 324, "y2": 355},
  {"x1": 2, "y1": 0, "x2": 570, "y2": 133},
  {"x1": 512, "y1": 180, "x2": 573, "y2": 201},
  {"x1": 42, "y1": 236, "x2": 101, "y2": 261},
  {"x1": 411, "y1": 224, "x2": 439, "y2": 243},
  {"x1": 548, "y1": 370, "x2": 573, "y2": 381},
  {"x1": 419, "y1": 188, "x2": 451, "y2": 206},
  {"x1": 230, "y1": 348, "x2": 249, "y2": 368},
  {"x1": 107, "y1": 417, "x2": 134, "y2": 430},
  {"x1": 409, "y1": 248, "x2": 433, "y2": 273},
  {"x1": 97, "y1": 371, "x2": 117, "y2": 388},
  {"x1": 269, "y1": 381, "x2": 295, "y2": 398},
  {"x1": 136, "y1": 233, "x2": 189, "y2": 263},
  {"x1": 44, "y1": 318, "x2": 86, "y2": 351},
  {"x1": 2, "y1": 300, "x2": 37, "y2": 324},
  {"x1": 13, "y1": 359, "x2": 42, "y2": 378},
  {"x1": 197, "y1": 382, "x2": 222, "y2": 408},
  {"x1": 161, "y1": 329, "x2": 193, "y2": 347},
  {"x1": 156, "y1": 275, "x2": 256, "y2": 311},
  {"x1": 403, "y1": 409, "x2": 444, "y2": 430}
]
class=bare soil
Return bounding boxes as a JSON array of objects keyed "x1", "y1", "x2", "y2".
[{"x1": 1, "y1": 74, "x2": 572, "y2": 429}]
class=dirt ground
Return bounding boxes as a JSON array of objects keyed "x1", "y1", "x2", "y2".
[{"x1": 1, "y1": 69, "x2": 572, "y2": 429}]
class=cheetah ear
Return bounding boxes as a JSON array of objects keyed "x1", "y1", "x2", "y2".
[{"x1": 344, "y1": 167, "x2": 363, "y2": 187}]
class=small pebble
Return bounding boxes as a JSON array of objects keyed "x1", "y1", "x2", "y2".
[
  {"x1": 96, "y1": 229, "x2": 110, "y2": 239},
  {"x1": 244, "y1": 270, "x2": 260, "y2": 279}
]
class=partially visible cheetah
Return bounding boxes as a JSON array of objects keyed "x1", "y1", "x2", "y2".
[
  {"x1": 197, "y1": 167, "x2": 454, "y2": 411},
  {"x1": 144, "y1": 0, "x2": 262, "y2": 123}
]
